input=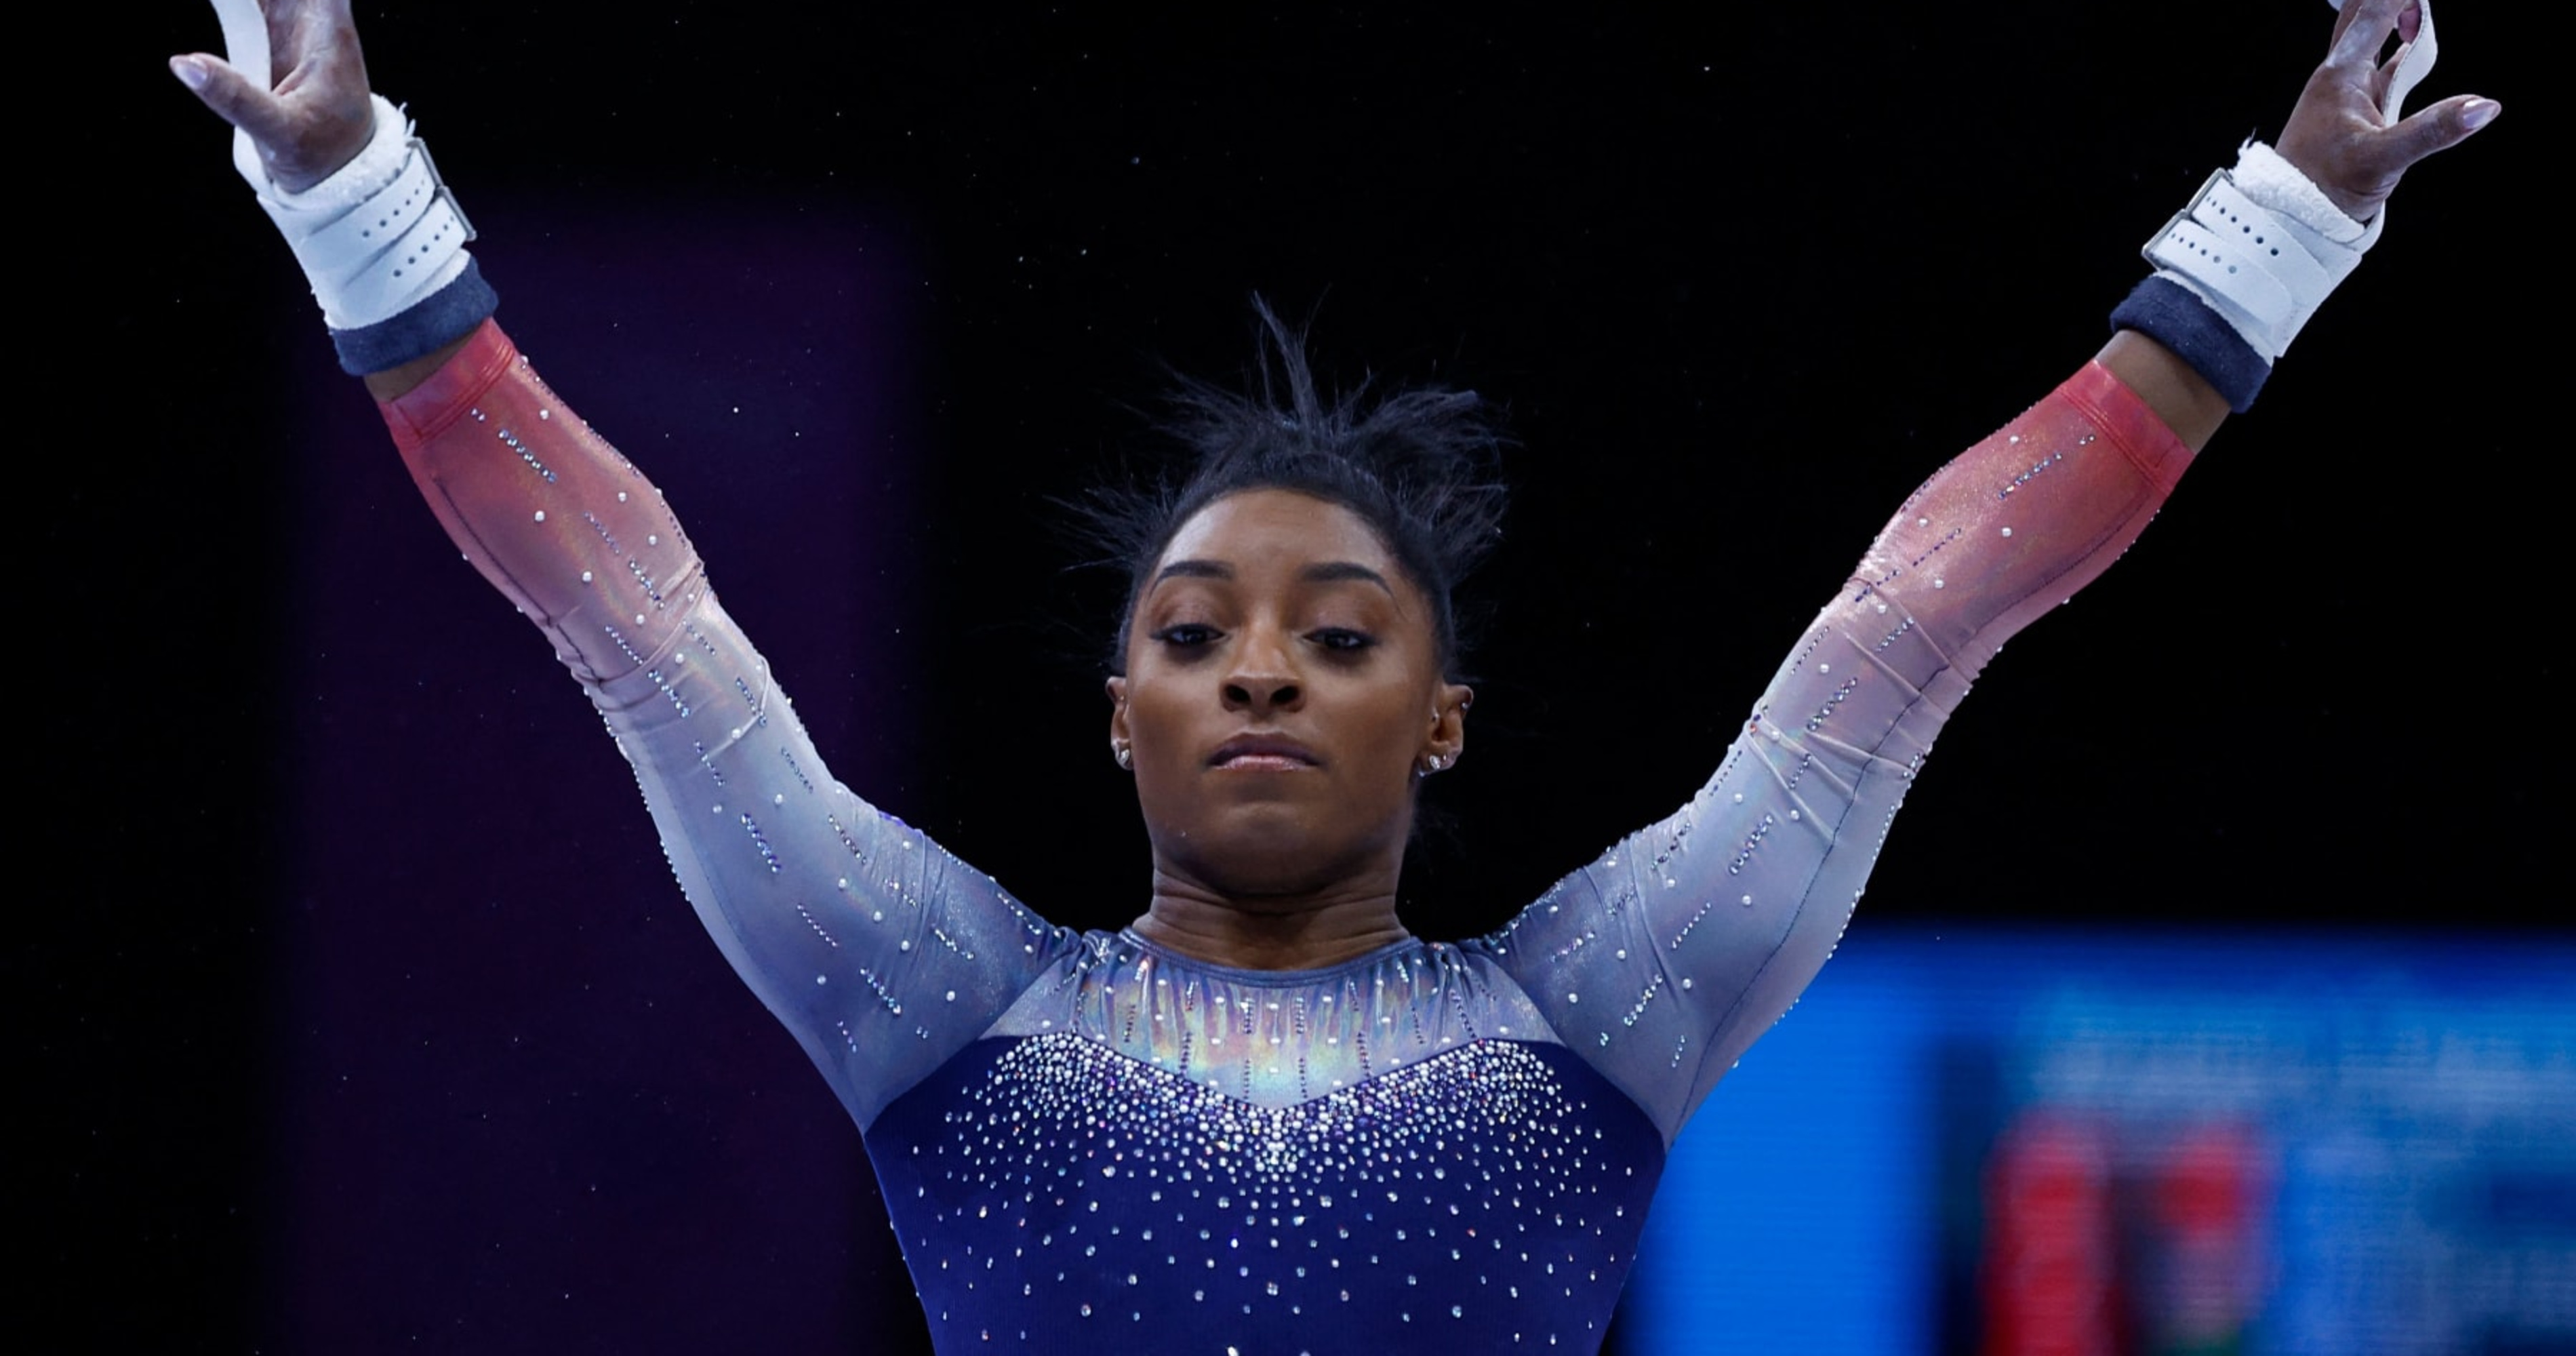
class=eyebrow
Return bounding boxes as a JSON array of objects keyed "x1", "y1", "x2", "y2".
[{"x1": 1154, "y1": 558, "x2": 1396, "y2": 596}]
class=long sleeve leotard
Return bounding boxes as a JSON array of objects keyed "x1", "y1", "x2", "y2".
[{"x1": 376, "y1": 320, "x2": 2192, "y2": 1353}]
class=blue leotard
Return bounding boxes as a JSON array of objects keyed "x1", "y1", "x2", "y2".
[{"x1": 376, "y1": 319, "x2": 2193, "y2": 1353}]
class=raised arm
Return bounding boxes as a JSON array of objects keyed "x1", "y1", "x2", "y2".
[
  {"x1": 1479, "y1": 0, "x2": 2495, "y2": 1146},
  {"x1": 176, "y1": 0, "x2": 1081, "y2": 1130},
  {"x1": 1484, "y1": 361, "x2": 2190, "y2": 1144}
]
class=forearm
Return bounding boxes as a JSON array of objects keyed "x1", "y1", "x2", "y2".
[
  {"x1": 1498, "y1": 358, "x2": 2196, "y2": 1143},
  {"x1": 375, "y1": 321, "x2": 701, "y2": 691},
  {"x1": 373, "y1": 321, "x2": 1071, "y2": 1125},
  {"x1": 2096, "y1": 331, "x2": 2228, "y2": 452},
  {"x1": 1719, "y1": 360, "x2": 2198, "y2": 1055},
  {"x1": 363, "y1": 332, "x2": 476, "y2": 401}
]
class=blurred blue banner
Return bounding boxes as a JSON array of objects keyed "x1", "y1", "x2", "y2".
[{"x1": 1619, "y1": 929, "x2": 2576, "y2": 1355}]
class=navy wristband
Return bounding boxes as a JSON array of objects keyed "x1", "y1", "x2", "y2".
[
  {"x1": 329, "y1": 256, "x2": 500, "y2": 376},
  {"x1": 2110, "y1": 275, "x2": 2268, "y2": 414}
]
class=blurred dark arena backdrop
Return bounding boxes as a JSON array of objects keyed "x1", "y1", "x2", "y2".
[{"x1": 40, "y1": 3, "x2": 2562, "y2": 1351}]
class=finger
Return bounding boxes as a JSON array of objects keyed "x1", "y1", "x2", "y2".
[
  {"x1": 2379, "y1": 94, "x2": 2501, "y2": 174},
  {"x1": 275, "y1": 2, "x2": 367, "y2": 90},
  {"x1": 2330, "y1": 0, "x2": 2405, "y2": 70},
  {"x1": 2397, "y1": 1, "x2": 2422, "y2": 47},
  {"x1": 168, "y1": 51, "x2": 292, "y2": 146},
  {"x1": 2368, "y1": 40, "x2": 2411, "y2": 115}
]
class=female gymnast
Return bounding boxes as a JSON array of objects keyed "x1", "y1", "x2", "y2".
[{"x1": 173, "y1": 0, "x2": 2496, "y2": 1349}]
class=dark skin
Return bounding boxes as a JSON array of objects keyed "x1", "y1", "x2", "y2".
[
  {"x1": 178, "y1": 0, "x2": 2495, "y2": 970},
  {"x1": 1110, "y1": 489, "x2": 1471, "y2": 969}
]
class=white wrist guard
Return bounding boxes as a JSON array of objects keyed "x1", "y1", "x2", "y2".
[
  {"x1": 2141, "y1": 144, "x2": 2368, "y2": 362},
  {"x1": 2140, "y1": 0, "x2": 2439, "y2": 361},
  {"x1": 235, "y1": 94, "x2": 478, "y2": 332}
]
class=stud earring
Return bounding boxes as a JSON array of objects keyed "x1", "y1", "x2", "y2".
[{"x1": 1113, "y1": 743, "x2": 1133, "y2": 771}]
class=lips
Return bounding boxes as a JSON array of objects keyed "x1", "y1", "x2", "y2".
[{"x1": 1209, "y1": 734, "x2": 1320, "y2": 768}]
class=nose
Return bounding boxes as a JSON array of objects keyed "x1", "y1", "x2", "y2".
[{"x1": 1222, "y1": 626, "x2": 1302, "y2": 715}]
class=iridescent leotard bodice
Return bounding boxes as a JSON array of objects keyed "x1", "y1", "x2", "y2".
[
  {"x1": 875, "y1": 935, "x2": 1664, "y2": 1347},
  {"x1": 375, "y1": 321, "x2": 2193, "y2": 1353}
]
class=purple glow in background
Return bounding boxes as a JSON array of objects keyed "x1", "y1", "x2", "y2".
[{"x1": 276, "y1": 205, "x2": 925, "y2": 1351}]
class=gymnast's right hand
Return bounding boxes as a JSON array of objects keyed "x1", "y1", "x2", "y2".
[{"x1": 169, "y1": 0, "x2": 374, "y2": 193}]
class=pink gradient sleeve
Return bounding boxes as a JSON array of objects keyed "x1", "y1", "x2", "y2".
[{"x1": 378, "y1": 321, "x2": 1079, "y2": 1131}]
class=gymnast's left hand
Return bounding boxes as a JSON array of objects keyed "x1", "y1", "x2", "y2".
[{"x1": 2275, "y1": 0, "x2": 2498, "y2": 222}]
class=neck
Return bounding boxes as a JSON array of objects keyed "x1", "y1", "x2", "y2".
[{"x1": 1129, "y1": 869, "x2": 1413, "y2": 971}]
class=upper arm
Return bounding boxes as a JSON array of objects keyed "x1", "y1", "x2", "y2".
[
  {"x1": 609, "y1": 588, "x2": 1075, "y2": 1128},
  {"x1": 1481, "y1": 616, "x2": 1946, "y2": 1144}
]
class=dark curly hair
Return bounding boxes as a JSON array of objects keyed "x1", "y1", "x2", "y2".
[{"x1": 1079, "y1": 301, "x2": 1510, "y2": 679}]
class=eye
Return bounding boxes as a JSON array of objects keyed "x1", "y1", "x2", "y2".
[
  {"x1": 1309, "y1": 628, "x2": 1377, "y2": 653},
  {"x1": 1151, "y1": 622, "x2": 1222, "y2": 649}
]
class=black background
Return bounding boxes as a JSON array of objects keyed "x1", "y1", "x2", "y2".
[{"x1": 43, "y1": 3, "x2": 2549, "y2": 1351}]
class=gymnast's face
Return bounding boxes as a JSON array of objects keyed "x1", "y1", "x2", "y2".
[{"x1": 1108, "y1": 489, "x2": 1468, "y2": 902}]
